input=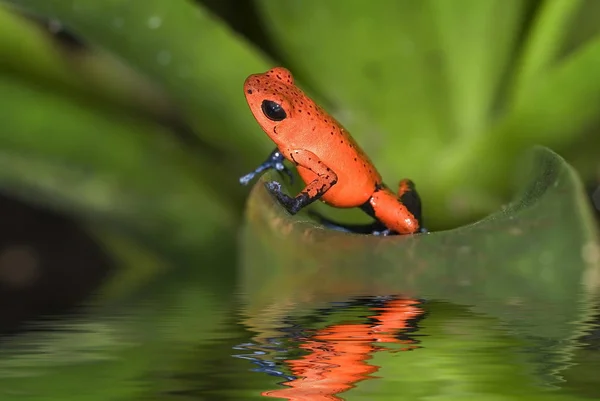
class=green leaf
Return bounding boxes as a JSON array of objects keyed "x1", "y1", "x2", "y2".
[
  {"x1": 239, "y1": 146, "x2": 600, "y2": 344},
  {"x1": 509, "y1": 0, "x2": 583, "y2": 104},
  {"x1": 0, "y1": 75, "x2": 233, "y2": 248},
  {"x1": 428, "y1": 0, "x2": 524, "y2": 140},
  {"x1": 5, "y1": 0, "x2": 274, "y2": 164},
  {"x1": 440, "y1": 33, "x2": 600, "y2": 200},
  {"x1": 0, "y1": 4, "x2": 173, "y2": 120},
  {"x1": 504, "y1": 35, "x2": 600, "y2": 147}
]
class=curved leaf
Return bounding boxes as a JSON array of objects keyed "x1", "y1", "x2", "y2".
[{"x1": 239, "y1": 146, "x2": 600, "y2": 343}]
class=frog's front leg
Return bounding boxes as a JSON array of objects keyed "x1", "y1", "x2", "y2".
[
  {"x1": 239, "y1": 148, "x2": 294, "y2": 186},
  {"x1": 265, "y1": 149, "x2": 338, "y2": 215}
]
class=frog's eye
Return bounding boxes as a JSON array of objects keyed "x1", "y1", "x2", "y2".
[{"x1": 261, "y1": 100, "x2": 287, "y2": 121}]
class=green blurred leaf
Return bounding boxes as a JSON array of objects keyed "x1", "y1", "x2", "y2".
[
  {"x1": 5, "y1": 0, "x2": 274, "y2": 165},
  {"x1": 505, "y1": 34, "x2": 600, "y2": 146},
  {"x1": 0, "y1": 75, "x2": 233, "y2": 248},
  {"x1": 509, "y1": 0, "x2": 583, "y2": 103},
  {"x1": 240, "y1": 146, "x2": 599, "y2": 342},
  {"x1": 442, "y1": 32, "x2": 600, "y2": 200},
  {"x1": 0, "y1": 5, "x2": 174, "y2": 119},
  {"x1": 429, "y1": 0, "x2": 524, "y2": 140}
]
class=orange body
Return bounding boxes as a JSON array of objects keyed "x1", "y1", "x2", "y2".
[{"x1": 244, "y1": 67, "x2": 420, "y2": 234}]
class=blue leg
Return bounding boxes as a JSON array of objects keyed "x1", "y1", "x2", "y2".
[{"x1": 239, "y1": 148, "x2": 294, "y2": 186}]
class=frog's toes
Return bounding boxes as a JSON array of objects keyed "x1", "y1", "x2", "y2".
[{"x1": 265, "y1": 181, "x2": 282, "y2": 193}]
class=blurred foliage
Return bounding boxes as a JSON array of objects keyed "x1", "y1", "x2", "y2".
[{"x1": 0, "y1": 0, "x2": 596, "y2": 233}]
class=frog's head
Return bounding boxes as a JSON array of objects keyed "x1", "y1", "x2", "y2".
[{"x1": 244, "y1": 67, "x2": 298, "y2": 143}]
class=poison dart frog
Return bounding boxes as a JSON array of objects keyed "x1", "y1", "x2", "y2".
[{"x1": 239, "y1": 67, "x2": 424, "y2": 235}]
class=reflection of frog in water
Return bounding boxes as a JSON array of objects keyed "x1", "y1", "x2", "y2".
[{"x1": 236, "y1": 297, "x2": 424, "y2": 400}]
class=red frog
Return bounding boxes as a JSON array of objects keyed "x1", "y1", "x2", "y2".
[{"x1": 239, "y1": 67, "x2": 425, "y2": 235}]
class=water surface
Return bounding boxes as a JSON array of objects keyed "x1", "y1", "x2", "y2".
[{"x1": 0, "y1": 262, "x2": 597, "y2": 401}]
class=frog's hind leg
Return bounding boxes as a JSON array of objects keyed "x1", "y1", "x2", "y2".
[
  {"x1": 363, "y1": 184, "x2": 421, "y2": 235},
  {"x1": 397, "y1": 179, "x2": 423, "y2": 225},
  {"x1": 309, "y1": 179, "x2": 427, "y2": 236},
  {"x1": 397, "y1": 179, "x2": 428, "y2": 233}
]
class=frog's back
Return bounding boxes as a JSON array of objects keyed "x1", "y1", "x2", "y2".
[{"x1": 288, "y1": 95, "x2": 382, "y2": 207}]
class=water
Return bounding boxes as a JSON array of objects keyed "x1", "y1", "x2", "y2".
[
  {"x1": 0, "y1": 195, "x2": 597, "y2": 401},
  {"x1": 233, "y1": 294, "x2": 600, "y2": 400},
  {"x1": 0, "y1": 263, "x2": 597, "y2": 401}
]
